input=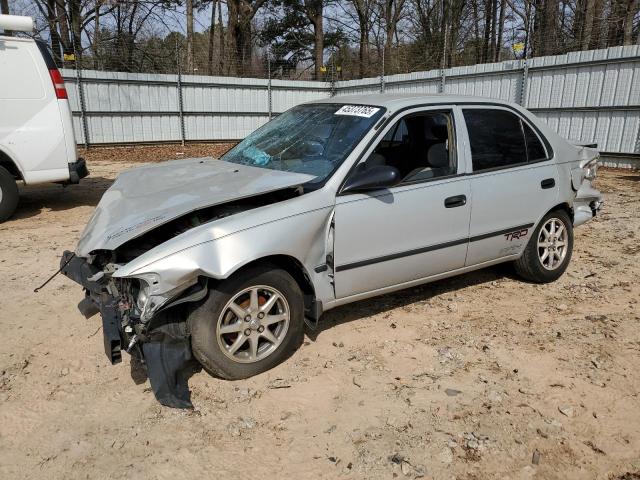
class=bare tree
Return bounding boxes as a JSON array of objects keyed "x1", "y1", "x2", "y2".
[
  {"x1": 348, "y1": 0, "x2": 376, "y2": 77},
  {"x1": 381, "y1": 0, "x2": 406, "y2": 73},
  {"x1": 227, "y1": 0, "x2": 268, "y2": 75},
  {"x1": 186, "y1": 0, "x2": 194, "y2": 72},
  {"x1": 304, "y1": 0, "x2": 325, "y2": 78}
]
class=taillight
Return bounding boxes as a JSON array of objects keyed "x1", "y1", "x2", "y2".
[
  {"x1": 48, "y1": 69, "x2": 68, "y2": 99},
  {"x1": 583, "y1": 157, "x2": 599, "y2": 181}
]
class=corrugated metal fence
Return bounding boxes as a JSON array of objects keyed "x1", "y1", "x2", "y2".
[{"x1": 62, "y1": 45, "x2": 640, "y2": 158}]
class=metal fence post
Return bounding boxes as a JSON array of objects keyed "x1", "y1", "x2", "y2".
[
  {"x1": 176, "y1": 40, "x2": 186, "y2": 146},
  {"x1": 518, "y1": 58, "x2": 529, "y2": 106},
  {"x1": 73, "y1": 42, "x2": 90, "y2": 147},
  {"x1": 267, "y1": 48, "x2": 272, "y2": 120},
  {"x1": 439, "y1": 68, "x2": 446, "y2": 93},
  {"x1": 380, "y1": 47, "x2": 385, "y2": 93}
]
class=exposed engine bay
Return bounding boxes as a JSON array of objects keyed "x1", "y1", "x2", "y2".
[{"x1": 61, "y1": 186, "x2": 304, "y2": 408}]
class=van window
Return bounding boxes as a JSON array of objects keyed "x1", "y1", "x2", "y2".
[{"x1": 0, "y1": 41, "x2": 46, "y2": 100}]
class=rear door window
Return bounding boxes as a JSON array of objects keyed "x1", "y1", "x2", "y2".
[
  {"x1": 0, "y1": 40, "x2": 46, "y2": 100},
  {"x1": 463, "y1": 109, "x2": 527, "y2": 171}
]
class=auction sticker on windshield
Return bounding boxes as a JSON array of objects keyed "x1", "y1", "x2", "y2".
[{"x1": 335, "y1": 105, "x2": 381, "y2": 118}]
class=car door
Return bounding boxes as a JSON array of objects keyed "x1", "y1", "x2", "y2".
[
  {"x1": 461, "y1": 106, "x2": 560, "y2": 266},
  {"x1": 332, "y1": 106, "x2": 472, "y2": 299}
]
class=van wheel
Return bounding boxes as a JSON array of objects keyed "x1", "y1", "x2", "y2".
[
  {"x1": 188, "y1": 265, "x2": 304, "y2": 380},
  {"x1": 0, "y1": 166, "x2": 19, "y2": 222},
  {"x1": 514, "y1": 209, "x2": 573, "y2": 283}
]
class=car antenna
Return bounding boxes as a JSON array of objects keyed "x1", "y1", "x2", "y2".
[{"x1": 34, "y1": 253, "x2": 76, "y2": 293}]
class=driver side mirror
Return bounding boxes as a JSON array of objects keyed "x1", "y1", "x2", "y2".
[{"x1": 342, "y1": 164, "x2": 401, "y2": 194}]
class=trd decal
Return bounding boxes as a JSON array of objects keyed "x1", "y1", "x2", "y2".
[{"x1": 504, "y1": 228, "x2": 529, "y2": 241}]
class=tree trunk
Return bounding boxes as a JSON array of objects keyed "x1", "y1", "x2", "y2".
[
  {"x1": 312, "y1": 15, "x2": 324, "y2": 79},
  {"x1": 494, "y1": 0, "x2": 506, "y2": 61},
  {"x1": 623, "y1": 0, "x2": 638, "y2": 45},
  {"x1": 607, "y1": 0, "x2": 627, "y2": 46},
  {"x1": 93, "y1": 0, "x2": 101, "y2": 69},
  {"x1": 489, "y1": 0, "x2": 498, "y2": 61},
  {"x1": 208, "y1": 0, "x2": 217, "y2": 75},
  {"x1": 218, "y1": 0, "x2": 225, "y2": 74},
  {"x1": 304, "y1": 0, "x2": 324, "y2": 79},
  {"x1": 186, "y1": 0, "x2": 194, "y2": 73},
  {"x1": 46, "y1": 0, "x2": 62, "y2": 62},
  {"x1": 68, "y1": 0, "x2": 83, "y2": 61},
  {"x1": 471, "y1": 0, "x2": 481, "y2": 63},
  {"x1": 125, "y1": 1, "x2": 138, "y2": 71},
  {"x1": 359, "y1": 22, "x2": 369, "y2": 77},
  {"x1": 0, "y1": 0, "x2": 10, "y2": 35},
  {"x1": 581, "y1": 0, "x2": 596, "y2": 50},
  {"x1": 55, "y1": 0, "x2": 73, "y2": 57},
  {"x1": 482, "y1": 0, "x2": 493, "y2": 62},
  {"x1": 227, "y1": 0, "x2": 265, "y2": 75},
  {"x1": 351, "y1": 0, "x2": 371, "y2": 78},
  {"x1": 383, "y1": 0, "x2": 405, "y2": 75},
  {"x1": 588, "y1": 0, "x2": 604, "y2": 49}
]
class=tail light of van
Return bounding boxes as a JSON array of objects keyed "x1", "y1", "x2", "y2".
[{"x1": 48, "y1": 69, "x2": 68, "y2": 99}]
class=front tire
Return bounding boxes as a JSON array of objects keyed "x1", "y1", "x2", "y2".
[
  {"x1": 188, "y1": 265, "x2": 304, "y2": 380},
  {"x1": 514, "y1": 209, "x2": 574, "y2": 283},
  {"x1": 0, "y1": 166, "x2": 19, "y2": 222}
]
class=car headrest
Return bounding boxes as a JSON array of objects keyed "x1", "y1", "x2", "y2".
[
  {"x1": 428, "y1": 143, "x2": 449, "y2": 168},
  {"x1": 431, "y1": 125, "x2": 448, "y2": 140}
]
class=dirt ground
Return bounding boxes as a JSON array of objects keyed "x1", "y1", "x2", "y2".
[{"x1": 0, "y1": 146, "x2": 639, "y2": 480}]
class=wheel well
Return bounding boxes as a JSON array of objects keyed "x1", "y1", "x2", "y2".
[
  {"x1": 548, "y1": 202, "x2": 573, "y2": 222},
  {"x1": 0, "y1": 149, "x2": 23, "y2": 180},
  {"x1": 230, "y1": 255, "x2": 316, "y2": 309}
]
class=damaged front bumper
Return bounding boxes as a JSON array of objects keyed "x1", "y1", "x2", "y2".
[
  {"x1": 60, "y1": 251, "x2": 124, "y2": 364},
  {"x1": 60, "y1": 250, "x2": 196, "y2": 408}
]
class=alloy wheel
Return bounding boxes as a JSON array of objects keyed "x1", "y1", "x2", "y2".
[
  {"x1": 537, "y1": 217, "x2": 568, "y2": 270},
  {"x1": 216, "y1": 285, "x2": 290, "y2": 363}
]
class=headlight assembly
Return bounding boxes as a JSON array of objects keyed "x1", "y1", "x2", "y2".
[{"x1": 130, "y1": 273, "x2": 164, "y2": 322}]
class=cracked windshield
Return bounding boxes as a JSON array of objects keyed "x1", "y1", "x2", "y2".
[{"x1": 222, "y1": 103, "x2": 385, "y2": 183}]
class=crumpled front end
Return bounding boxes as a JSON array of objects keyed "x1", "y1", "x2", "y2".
[{"x1": 60, "y1": 250, "x2": 203, "y2": 408}]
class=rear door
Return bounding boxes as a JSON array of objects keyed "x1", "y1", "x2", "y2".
[
  {"x1": 461, "y1": 106, "x2": 559, "y2": 266},
  {"x1": 0, "y1": 37, "x2": 71, "y2": 184}
]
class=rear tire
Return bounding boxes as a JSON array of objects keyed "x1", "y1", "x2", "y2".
[
  {"x1": 514, "y1": 209, "x2": 573, "y2": 283},
  {"x1": 188, "y1": 265, "x2": 304, "y2": 380},
  {"x1": 0, "y1": 166, "x2": 19, "y2": 222}
]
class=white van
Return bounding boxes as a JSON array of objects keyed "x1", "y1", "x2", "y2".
[{"x1": 0, "y1": 15, "x2": 87, "y2": 222}]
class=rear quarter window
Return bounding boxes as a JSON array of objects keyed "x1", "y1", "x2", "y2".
[{"x1": 0, "y1": 39, "x2": 46, "y2": 100}]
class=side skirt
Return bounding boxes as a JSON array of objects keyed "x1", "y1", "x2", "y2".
[{"x1": 323, "y1": 254, "x2": 520, "y2": 311}]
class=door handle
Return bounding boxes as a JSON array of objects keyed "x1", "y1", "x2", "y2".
[
  {"x1": 541, "y1": 178, "x2": 555, "y2": 189},
  {"x1": 444, "y1": 195, "x2": 467, "y2": 208}
]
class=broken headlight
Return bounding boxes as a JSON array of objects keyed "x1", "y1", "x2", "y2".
[{"x1": 130, "y1": 273, "x2": 165, "y2": 322}]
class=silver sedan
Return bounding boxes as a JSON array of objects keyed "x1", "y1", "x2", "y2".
[{"x1": 60, "y1": 94, "x2": 602, "y2": 407}]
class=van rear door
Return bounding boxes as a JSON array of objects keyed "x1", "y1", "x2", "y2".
[{"x1": 0, "y1": 36, "x2": 74, "y2": 184}]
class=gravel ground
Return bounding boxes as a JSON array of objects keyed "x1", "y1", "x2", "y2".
[{"x1": 0, "y1": 150, "x2": 638, "y2": 479}]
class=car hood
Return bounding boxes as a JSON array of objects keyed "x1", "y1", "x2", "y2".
[{"x1": 76, "y1": 158, "x2": 314, "y2": 256}]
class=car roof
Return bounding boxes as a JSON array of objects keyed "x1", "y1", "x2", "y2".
[{"x1": 309, "y1": 93, "x2": 520, "y2": 112}]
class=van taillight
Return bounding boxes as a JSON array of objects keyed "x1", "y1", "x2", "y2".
[{"x1": 48, "y1": 69, "x2": 68, "y2": 99}]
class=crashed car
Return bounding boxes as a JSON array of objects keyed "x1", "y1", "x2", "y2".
[{"x1": 60, "y1": 94, "x2": 602, "y2": 407}]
